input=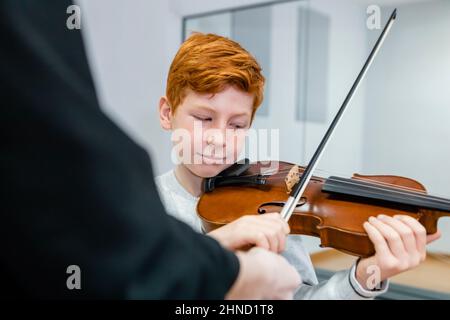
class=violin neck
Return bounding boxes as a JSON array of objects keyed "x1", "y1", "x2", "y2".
[{"x1": 322, "y1": 176, "x2": 450, "y2": 214}]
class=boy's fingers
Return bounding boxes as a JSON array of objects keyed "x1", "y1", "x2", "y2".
[
  {"x1": 267, "y1": 229, "x2": 280, "y2": 253},
  {"x1": 426, "y1": 229, "x2": 441, "y2": 244},
  {"x1": 241, "y1": 214, "x2": 288, "y2": 252},
  {"x1": 367, "y1": 216, "x2": 406, "y2": 258},
  {"x1": 277, "y1": 229, "x2": 286, "y2": 252},
  {"x1": 393, "y1": 215, "x2": 427, "y2": 256},
  {"x1": 378, "y1": 215, "x2": 416, "y2": 254},
  {"x1": 250, "y1": 230, "x2": 270, "y2": 251},
  {"x1": 264, "y1": 212, "x2": 290, "y2": 234},
  {"x1": 363, "y1": 220, "x2": 393, "y2": 260},
  {"x1": 261, "y1": 215, "x2": 288, "y2": 252},
  {"x1": 255, "y1": 226, "x2": 279, "y2": 253}
]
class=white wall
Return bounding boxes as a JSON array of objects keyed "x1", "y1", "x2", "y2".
[{"x1": 363, "y1": 0, "x2": 450, "y2": 252}]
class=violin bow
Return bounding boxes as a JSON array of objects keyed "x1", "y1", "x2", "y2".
[{"x1": 280, "y1": 8, "x2": 397, "y2": 222}]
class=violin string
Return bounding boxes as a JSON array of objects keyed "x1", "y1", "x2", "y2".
[
  {"x1": 323, "y1": 178, "x2": 450, "y2": 206},
  {"x1": 333, "y1": 178, "x2": 450, "y2": 203},
  {"x1": 239, "y1": 167, "x2": 423, "y2": 192},
  {"x1": 258, "y1": 165, "x2": 449, "y2": 198},
  {"x1": 330, "y1": 176, "x2": 429, "y2": 194},
  {"x1": 229, "y1": 166, "x2": 450, "y2": 204},
  {"x1": 333, "y1": 179, "x2": 449, "y2": 201},
  {"x1": 260, "y1": 168, "x2": 439, "y2": 196}
]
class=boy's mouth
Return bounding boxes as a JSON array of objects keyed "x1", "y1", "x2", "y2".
[{"x1": 196, "y1": 153, "x2": 227, "y2": 165}]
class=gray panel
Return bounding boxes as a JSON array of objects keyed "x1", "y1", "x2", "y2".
[
  {"x1": 232, "y1": 6, "x2": 272, "y2": 116},
  {"x1": 297, "y1": 8, "x2": 329, "y2": 122}
]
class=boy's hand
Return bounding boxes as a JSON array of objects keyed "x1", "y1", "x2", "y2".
[
  {"x1": 208, "y1": 213, "x2": 290, "y2": 252},
  {"x1": 356, "y1": 214, "x2": 441, "y2": 290}
]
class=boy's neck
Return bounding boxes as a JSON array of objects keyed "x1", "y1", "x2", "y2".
[{"x1": 174, "y1": 165, "x2": 203, "y2": 197}]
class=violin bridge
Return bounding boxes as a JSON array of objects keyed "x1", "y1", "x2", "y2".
[{"x1": 285, "y1": 165, "x2": 300, "y2": 194}]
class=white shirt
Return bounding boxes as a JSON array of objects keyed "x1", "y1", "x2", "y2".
[{"x1": 155, "y1": 169, "x2": 389, "y2": 299}]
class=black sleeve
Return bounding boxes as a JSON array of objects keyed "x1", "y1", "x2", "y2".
[{"x1": 0, "y1": 0, "x2": 239, "y2": 299}]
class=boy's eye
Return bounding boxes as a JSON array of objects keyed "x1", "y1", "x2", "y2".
[
  {"x1": 193, "y1": 115, "x2": 212, "y2": 121},
  {"x1": 230, "y1": 123, "x2": 247, "y2": 129}
]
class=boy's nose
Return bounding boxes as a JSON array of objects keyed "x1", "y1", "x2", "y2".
[{"x1": 205, "y1": 131, "x2": 226, "y2": 147}]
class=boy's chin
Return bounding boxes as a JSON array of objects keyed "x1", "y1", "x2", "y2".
[{"x1": 185, "y1": 163, "x2": 230, "y2": 178}]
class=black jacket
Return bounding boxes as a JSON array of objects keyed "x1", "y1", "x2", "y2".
[{"x1": 0, "y1": 0, "x2": 238, "y2": 298}]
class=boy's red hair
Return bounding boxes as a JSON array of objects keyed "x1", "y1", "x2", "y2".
[{"x1": 166, "y1": 33, "x2": 265, "y2": 118}]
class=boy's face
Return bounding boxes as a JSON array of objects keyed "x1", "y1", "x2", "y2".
[{"x1": 160, "y1": 85, "x2": 253, "y2": 178}]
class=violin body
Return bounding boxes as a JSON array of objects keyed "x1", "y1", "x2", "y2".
[{"x1": 197, "y1": 161, "x2": 449, "y2": 257}]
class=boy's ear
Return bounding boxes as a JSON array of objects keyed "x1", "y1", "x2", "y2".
[{"x1": 159, "y1": 96, "x2": 172, "y2": 130}]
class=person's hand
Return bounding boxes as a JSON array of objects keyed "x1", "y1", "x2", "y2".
[
  {"x1": 226, "y1": 247, "x2": 302, "y2": 300},
  {"x1": 356, "y1": 214, "x2": 441, "y2": 290},
  {"x1": 208, "y1": 213, "x2": 290, "y2": 252}
]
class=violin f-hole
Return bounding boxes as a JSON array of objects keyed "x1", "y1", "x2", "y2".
[{"x1": 258, "y1": 197, "x2": 307, "y2": 214}]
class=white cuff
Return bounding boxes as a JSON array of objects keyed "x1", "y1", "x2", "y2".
[{"x1": 349, "y1": 261, "x2": 389, "y2": 298}]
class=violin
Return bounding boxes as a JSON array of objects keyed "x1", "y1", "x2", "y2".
[
  {"x1": 196, "y1": 9, "x2": 450, "y2": 257},
  {"x1": 197, "y1": 160, "x2": 450, "y2": 257}
]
